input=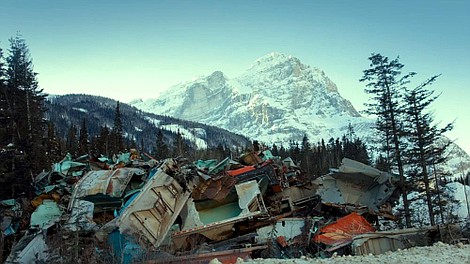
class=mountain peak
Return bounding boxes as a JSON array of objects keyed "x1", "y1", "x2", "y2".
[
  {"x1": 206, "y1": 70, "x2": 228, "y2": 87},
  {"x1": 249, "y1": 52, "x2": 302, "y2": 71},
  {"x1": 258, "y1": 52, "x2": 288, "y2": 61}
]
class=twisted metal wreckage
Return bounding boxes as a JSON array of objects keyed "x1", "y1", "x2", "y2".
[{"x1": 1, "y1": 150, "x2": 450, "y2": 263}]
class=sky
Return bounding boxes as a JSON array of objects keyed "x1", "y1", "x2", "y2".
[{"x1": 1, "y1": 0, "x2": 469, "y2": 154}]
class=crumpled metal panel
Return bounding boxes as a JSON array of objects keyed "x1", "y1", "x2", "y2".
[
  {"x1": 71, "y1": 168, "x2": 145, "y2": 199},
  {"x1": 353, "y1": 236, "x2": 405, "y2": 255},
  {"x1": 350, "y1": 227, "x2": 437, "y2": 255},
  {"x1": 191, "y1": 174, "x2": 237, "y2": 202},
  {"x1": 117, "y1": 168, "x2": 191, "y2": 248},
  {"x1": 5, "y1": 232, "x2": 48, "y2": 264},
  {"x1": 208, "y1": 157, "x2": 240, "y2": 174},
  {"x1": 30, "y1": 200, "x2": 62, "y2": 230},
  {"x1": 52, "y1": 153, "x2": 87, "y2": 176},
  {"x1": 338, "y1": 158, "x2": 399, "y2": 184},
  {"x1": 194, "y1": 159, "x2": 218, "y2": 171},
  {"x1": 314, "y1": 158, "x2": 397, "y2": 212},
  {"x1": 65, "y1": 200, "x2": 96, "y2": 232},
  {"x1": 256, "y1": 218, "x2": 306, "y2": 244}
]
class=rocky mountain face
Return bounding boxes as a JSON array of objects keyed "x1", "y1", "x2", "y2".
[{"x1": 132, "y1": 52, "x2": 372, "y2": 145}]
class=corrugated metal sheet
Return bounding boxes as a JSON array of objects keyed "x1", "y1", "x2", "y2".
[{"x1": 353, "y1": 236, "x2": 405, "y2": 255}]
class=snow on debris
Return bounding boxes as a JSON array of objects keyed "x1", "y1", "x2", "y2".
[{"x1": 242, "y1": 242, "x2": 470, "y2": 264}]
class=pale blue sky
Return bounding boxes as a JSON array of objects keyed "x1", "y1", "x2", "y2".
[{"x1": 1, "y1": 0, "x2": 469, "y2": 154}]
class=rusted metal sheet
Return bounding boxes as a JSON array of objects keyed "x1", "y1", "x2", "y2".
[
  {"x1": 314, "y1": 212, "x2": 375, "y2": 247},
  {"x1": 191, "y1": 174, "x2": 237, "y2": 202},
  {"x1": 117, "y1": 164, "x2": 192, "y2": 248},
  {"x1": 226, "y1": 166, "x2": 255, "y2": 177},
  {"x1": 239, "y1": 152, "x2": 263, "y2": 165}
]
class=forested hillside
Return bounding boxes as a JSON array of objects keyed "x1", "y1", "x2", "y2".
[{"x1": 45, "y1": 94, "x2": 252, "y2": 158}]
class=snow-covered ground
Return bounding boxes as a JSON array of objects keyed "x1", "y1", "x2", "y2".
[{"x1": 234, "y1": 242, "x2": 470, "y2": 264}]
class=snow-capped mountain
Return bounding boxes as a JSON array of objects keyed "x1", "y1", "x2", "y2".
[
  {"x1": 131, "y1": 52, "x2": 470, "y2": 178},
  {"x1": 132, "y1": 52, "x2": 371, "y2": 145}
]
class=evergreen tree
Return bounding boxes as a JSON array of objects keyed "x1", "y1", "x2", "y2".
[
  {"x1": 112, "y1": 101, "x2": 124, "y2": 154},
  {"x1": 360, "y1": 53, "x2": 415, "y2": 227},
  {"x1": 278, "y1": 145, "x2": 287, "y2": 159},
  {"x1": 300, "y1": 135, "x2": 312, "y2": 176},
  {"x1": 319, "y1": 139, "x2": 327, "y2": 173},
  {"x1": 154, "y1": 129, "x2": 169, "y2": 159},
  {"x1": 0, "y1": 45, "x2": 15, "y2": 199},
  {"x1": 172, "y1": 130, "x2": 188, "y2": 157},
  {"x1": 271, "y1": 144, "x2": 279, "y2": 157},
  {"x1": 0, "y1": 46, "x2": 9, "y2": 147},
  {"x1": 2, "y1": 35, "x2": 47, "y2": 198},
  {"x1": 289, "y1": 140, "x2": 301, "y2": 165},
  {"x1": 96, "y1": 126, "x2": 110, "y2": 156},
  {"x1": 402, "y1": 76, "x2": 453, "y2": 225},
  {"x1": 140, "y1": 138, "x2": 145, "y2": 154},
  {"x1": 342, "y1": 133, "x2": 370, "y2": 165},
  {"x1": 45, "y1": 121, "x2": 62, "y2": 164},
  {"x1": 78, "y1": 118, "x2": 90, "y2": 156},
  {"x1": 375, "y1": 154, "x2": 390, "y2": 172},
  {"x1": 66, "y1": 125, "x2": 78, "y2": 156}
]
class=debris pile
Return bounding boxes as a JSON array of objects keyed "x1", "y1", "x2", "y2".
[{"x1": 1, "y1": 148, "x2": 457, "y2": 263}]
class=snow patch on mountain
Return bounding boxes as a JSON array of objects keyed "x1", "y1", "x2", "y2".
[{"x1": 160, "y1": 124, "x2": 208, "y2": 149}]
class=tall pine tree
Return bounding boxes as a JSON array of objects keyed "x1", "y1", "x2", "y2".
[
  {"x1": 78, "y1": 118, "x2": 90, "y2": 156},
  {"x1": 66, "y1": 125, "x2": 78, "y2": 157},
  {"x1": 402, "y1": 76, "x2": 453, "y2": 225},
  {"x1": 154, "y1": 129, "x2": 169, "y2": 159},
  {"x1": 360, "y1": 53, "x2": 415, "y2": 227},
  {"x1": 2, "y1": 35, "x2": 47, "y2": 198},
  {"x1": 112, "y1": 101, "x2": 125, "y2": 154}
]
